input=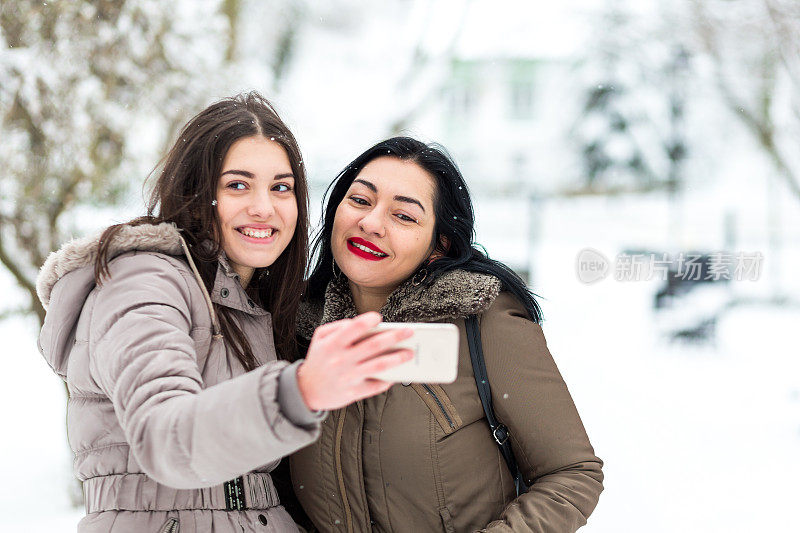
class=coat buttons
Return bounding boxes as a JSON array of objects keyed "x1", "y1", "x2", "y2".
[
  {"x1": 258, "y1": 514, "x2": 268, "y2": 525},
  {"x1": 220, "y1": 288, "x2": 229, "y2": 298},
  {"x1": 247, "y1": 298, "x2": 255, "y2": 307}
]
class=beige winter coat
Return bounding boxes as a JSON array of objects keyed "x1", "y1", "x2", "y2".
[
  {"x1": 37, "y1": 223, "x2": 324, "y2": 532},
  {"x1": 290, "y1": 271, "x2": 603, "y2": 532}
]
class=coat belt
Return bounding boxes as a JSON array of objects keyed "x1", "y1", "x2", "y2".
[{"x1": 83, "y1": 472, "x2": 280, "y2": 513}]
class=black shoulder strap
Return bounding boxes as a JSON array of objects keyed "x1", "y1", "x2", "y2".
[{"x1": 465, "y1": 314, "x2": 528, "y2": 497}]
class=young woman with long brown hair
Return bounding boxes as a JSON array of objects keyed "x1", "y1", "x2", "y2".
[{"x1": 36, "y1": 93, "x2": 411, "y2": 532}]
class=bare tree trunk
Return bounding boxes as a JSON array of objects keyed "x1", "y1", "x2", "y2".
[
  {"x1": 0, "y1": 234, "x2": 44, "y2": 324},
  {"x1": 221, "y1": 0, "x2": 241, "y2": 62}
]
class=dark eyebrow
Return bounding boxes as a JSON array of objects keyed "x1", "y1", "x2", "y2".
[
  {"x1": 221, "y1": 169, "x2": 254, "y2": 179},
  {"x1": 353, "y1": 178, "x2": 377, "y2": 192},
  {"x1": 353, "y1": 178, "x2": 425, "y2": 213},
  {"x1": 220, "y1": 170, "x2": 294, "y2": 180},
  {"x1": 394, "y1": 195, "x2": 425, "y2": 213}
]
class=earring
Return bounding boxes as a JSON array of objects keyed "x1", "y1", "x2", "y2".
[
  {"x1": 412, "y1": 268, "x2": 428, "y2": 286},
  {"x1": 211, "y1": 199, "x2": 217, "y2": 206},
  {"x1": 332, "y1": 258, "x2": 342, "y2": 280},
  {"x1": 258, "y1": 268, "x2": 269, "y2": 281}
]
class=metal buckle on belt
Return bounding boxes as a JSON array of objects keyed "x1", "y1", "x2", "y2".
[
  {"x1": 492, "y1": 424, "x2": 509, "y2": 445},
  {"x1": 224, "y1": 476, "x2": 247, "y2": 511}
]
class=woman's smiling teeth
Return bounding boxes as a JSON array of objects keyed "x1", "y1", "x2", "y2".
[
  {"x1": 349, "y1": 240, "x2": 387, "y2": 257},
  {"x1": 238, "y1": 227, "x2": 274, "y2": 239}
]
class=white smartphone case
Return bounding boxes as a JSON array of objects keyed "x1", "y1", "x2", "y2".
[{"x1": 368, "y1": 322, "x2": 460, "y2": 384}]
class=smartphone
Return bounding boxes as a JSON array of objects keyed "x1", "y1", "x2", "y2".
[{"x1": 366, "y1": 322, "x2": 459, "y2": 384}]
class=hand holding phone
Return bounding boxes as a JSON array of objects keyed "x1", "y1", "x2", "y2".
[{"x1": 299, "y1": 313, "x2": 415, "y2": 410}]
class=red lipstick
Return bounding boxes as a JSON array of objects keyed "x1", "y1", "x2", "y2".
[{"x1": 347, "y1": 237, "x2": 388, "y2": 261}]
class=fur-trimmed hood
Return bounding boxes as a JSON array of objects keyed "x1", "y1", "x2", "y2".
[
  {"x1": 297, "y1": 269, "x2": 502, "y2": 339},
  {"x1": 37, "y1": 222, "x2": 185, "y2": 308},
  {"x1": 36, "y1": 223, "x2": 193, "y2": 377}
]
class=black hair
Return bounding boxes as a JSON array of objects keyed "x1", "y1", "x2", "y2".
[{"x1": 306, "y1": 136, "x2": 542, "y2": 323}]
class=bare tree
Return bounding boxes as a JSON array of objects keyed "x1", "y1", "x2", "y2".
[
  {"x1": 691, "y1": 0, "x2": 800, "y2": 202},
  {"x1": 0, "y1": 0, "x2": 231, "y2": 508},
  {"x1": 0, "y1": 0, "x2": 228, "y2": 325}
]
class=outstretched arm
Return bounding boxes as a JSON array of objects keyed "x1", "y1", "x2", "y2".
[{"x1": 88, "y1": 253, "x2": 321, "y2": 489}]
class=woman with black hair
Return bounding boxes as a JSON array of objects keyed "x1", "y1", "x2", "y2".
[{"x1": 290, "y1": 137, "x2": 604, "y2": 532}]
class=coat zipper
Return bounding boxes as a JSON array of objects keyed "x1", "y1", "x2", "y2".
[
  {"x1": 355, "y1": 402, "x2": 371, "y2": 531},
  {"x1": 334, "y1": 409, "x2": 355, "y2": 533},
  {"x1": 422, "y1": 384, "x2": 454, "y2": 428},
  {"x1": 158, "y1": 518, "x2": 179, "y2": 533}
]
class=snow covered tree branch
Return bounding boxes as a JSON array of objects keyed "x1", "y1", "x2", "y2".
[{"x1": 0, "y1": 0, "x2": 228, "y2": 326}]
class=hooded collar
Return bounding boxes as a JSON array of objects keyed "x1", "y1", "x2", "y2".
[
  {"x1": 37, "y1": 223, "x2": 196, "y2": 378},
  {"x1": 297, "y1": 269, "x2": 501, "y2": 340},
  {"x1": 36, "y1": 222, "x2": 266, "y2": 377},
  {"x1": 36, "y1": 222, "x2": 185, "y2": 308},
  {"x1": 37, "y1": 223, "x2": 265, "y2": 315}
]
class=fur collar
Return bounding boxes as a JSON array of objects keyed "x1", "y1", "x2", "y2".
[
  {"x1": 297, "y1": 269, "x2": 501, "y2": 339},
  {"x1": 36, "y1": 222, "x2": 184, "y2": 307}
]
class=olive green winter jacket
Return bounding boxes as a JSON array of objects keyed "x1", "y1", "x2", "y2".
[{"x1": 289, "y1": 271, "x2": 603, "y2": 532}]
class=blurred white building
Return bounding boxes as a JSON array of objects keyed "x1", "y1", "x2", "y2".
[{"x1": 412, "y1": 56, "x2": 577, "y2": 197}]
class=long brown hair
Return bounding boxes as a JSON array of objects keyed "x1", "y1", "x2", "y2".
[{"x1": 95, "y1": 91, "x2": 308, "y2": 366}]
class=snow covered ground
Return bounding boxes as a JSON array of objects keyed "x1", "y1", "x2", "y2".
[
  {"x1": 0, "y1": 310, "x2": 84, "y2": 530},
  {"x1": 533, "y1": 244, "x2": 800, "y2": 533},
  {"x1": 492, "y1": 195, "x2": 800, "y2": 532},
  {"x1": 2, "y1": 192, "x2": 798, "y2": 532}
]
